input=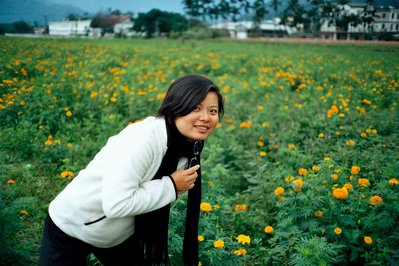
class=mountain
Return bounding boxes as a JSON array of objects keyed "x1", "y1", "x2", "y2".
[{"x1": 0, "y1": 0, "x2": 88, "y2": 26}]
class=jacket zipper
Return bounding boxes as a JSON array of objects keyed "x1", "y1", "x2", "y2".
[{"x1": 84, "y1": 215, "x2": 106, "y2": 226}]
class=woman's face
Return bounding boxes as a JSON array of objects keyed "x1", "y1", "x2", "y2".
[{"x1": 175, "y1": 91, "x2": 220, "y2": 141}]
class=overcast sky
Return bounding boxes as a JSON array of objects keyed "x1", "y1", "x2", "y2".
[{"x1": 46, "y1": 0, "x2": 185, "y2": 14}]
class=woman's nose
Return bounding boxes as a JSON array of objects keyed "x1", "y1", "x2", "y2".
[{"x1": 199, "y1": 110, "x2": 210, "y2": 121}]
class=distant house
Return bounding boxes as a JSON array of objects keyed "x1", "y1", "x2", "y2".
[
  {"x1": 49, "y1": 20, "x2": 91, "y2": 36},
  {"x1": 108, "y1": 15, "x2": 134, "y2": 37},
  {"x1": 320, "y1": 2, "x2": 399, "y2": 40},
  {"x1": 210, "y1": 20, "x2": 297, "y2": 39}
]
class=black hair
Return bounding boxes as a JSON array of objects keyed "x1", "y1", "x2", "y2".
[{"x1": 157, "y1": 74, "x2": 224, "y2": 125}]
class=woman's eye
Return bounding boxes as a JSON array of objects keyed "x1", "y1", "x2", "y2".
[
  {"x1": 210, "y1": 109, "x2": 218, "y2": 114},
  {"x1": 193, "y1": 106, "x2": 201, "y2": 112}
]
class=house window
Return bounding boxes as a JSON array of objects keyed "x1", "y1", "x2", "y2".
[
  {"x1": 381, "y1": 23, "x2": 385, "y2": 29},
  {"x1": 382, "y1": 13, "x2": 386, "y2": 18},
  {"x1": 396, "y1": 24, "x2": 399, "y2": 30},
  {"x1": 392, "y1": 13, "x2": 395, "y2": 19}
]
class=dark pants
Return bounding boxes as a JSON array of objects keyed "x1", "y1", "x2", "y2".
[{"x1": 39, "y1": 215, "x2": 144, "y2": 266}]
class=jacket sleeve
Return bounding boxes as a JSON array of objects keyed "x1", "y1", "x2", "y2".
[{"x1": 100, "y1": 123, "x2": 176, "y2": 219}]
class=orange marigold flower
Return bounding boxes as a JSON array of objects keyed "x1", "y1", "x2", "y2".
[
  {"x1": 20, "y1": 210, "x2": 28, "y2": 215},
  {"x1": 298, "y1": 168, "x2": 308, "y2": 176},
  {"x1": 264, "y1": 226, "x2": 274, "y2": 234},
  {"x1": 334, "y1": 228, "x2": 342, "y2": 235},
  {"x1": 292, "y1": 178, "x2": 303, "y2": 192},
  {"x1": 351, "y1": 165, "x2": 360, "y2": 175},
  {"x1": 274, "y1": 187, "x2": 285, "y2": 196},
  {"x1": 198, "y1": 235, "x2": 204, "y2": 242},
  {"x1": 331, "y1": 174, "x2": 339, "y2": 180},
  {"x1": 358, "y1": 178, "x2": 370, "y2": 187},
  {"x1": 234, "y1": 204, "x2": 248, "y2": 211},
  {"x1": 7, "y1": 179, "x2": 16, "y2": 185},
  {"x1": 346, "y1": 140, "x2": 356, "y2": 146},
  {"x1": 343, "y1": 183, "x2": 353, "y2": 190},
  {"x1": 332, "y1": 187, "x2": 349, "y2": 199},
  {"x1": 200, "y1": 202, "x2": 212, "y2": 212},
  {"x1": 257, "y1": 141, "x2": 264, "y2": 147},
  {"x1": 288, "y1": 144, "x2": 296, "y2": 150},
  {"x1": 364, "y1": 236, "x2": 373, "y2": 244},
  {"x1": 389, "y1": 178, "x2": 399, "y2": 185},
  {"x1": 314, "y1": 210, "x2": 323, "y2": 218},
  {"x1": 369, "y1": 195, "x2": 383, "y2": 206},
  {"x1": 214, "y1": 239, "x2": 224, "y2": 249},
  {"x1": 233, "y1": 249, "x2": 247, "y2": 256}
]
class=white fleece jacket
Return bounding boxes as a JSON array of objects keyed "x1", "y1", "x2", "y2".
[{"x1": 49, "y1": 116, "x2": 187, "y2": 248}]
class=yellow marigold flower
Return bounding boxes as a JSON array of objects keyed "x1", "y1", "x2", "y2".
[
  {"x1": 389, "y1": 178, "x2": 399, "y2": 185},
  {"x1": 332, "y1": 187, "x2": 349, "y2": 199},
  {"x1": 274, "y1": 187, "x2": 285, "y2": 196},
  {"x1": 200, "y1": 202, "x2": 212, "y2": 212},
  {"x1": 257, "y1": 105, "x2": 264, "y2": 110},
  {"x1": 233, "y1": 249, "x2": 247, "y2": 256},
  {"x1": 214, "y1": 239, "x2": 224, "y2": 249},
  {"x1": 324, "y1": 157, "x2": 331, "y2": 161},
  {"x1": 234, "y1": 204, "x2": 248, "y2": 211},
  {"x1": 298, "y1": 168, "x2": 308, "y2": 176},
  {"x1": 7, "y1": 179, "x2": 16, "y2": 185},
  {"x1": 318, "y1": 133, "x2": 325, "y2": 138},
  {"x1": 213, "y1": 205, "x2": 220, "y2": 210},
  {"x1": 257, "y1": 141, "x2": 264, "y2": 147},
  {"x1": 346, "y1": 140, "x2": 355, "y2": 146},
  {"x1": 351, "y1": 165, "x2": 360, "y2": 175},
  {"x1": 312, "y1": 166, "x2": 320, "y2": 172},
  {"x1": 288, "y1": 144, "x2": 296, "y2": 150},
  {"x1": 334, "y1": 228, "x2": 342, "y2": 235},
  {"x1": 285, "y1": 175, "x2": 294, "y2": 183},
  {"x1": 262, "y1": 122, "x2": 269, "y2": 128},
  {"x1": 343, "y1": 183, "x2": 353, "y2": 190},
  {"x1": 264, "y1": 226, "x2": 274, "y2": 234},
  {"x1": 236, "y1": 234, "x2": 251, "y2": 245},
  {"x1": 314, "y1": 210, "x2": 323, "y2": 218},
  {"x1": 371, "y1": 129, "x2": 377, "y2": 134},
  {"x1": 358, "y1": 178, "x2": 370, "y2": 187},
  {"x1": 198, "y1": 236, "x2": 204, "y2": 242},
  {"x1": 60, "y1": 171, "x2": 74, "y2": 178},
  {"x1": 259, "y1": 151, "x2": 267, "y2": 157},
  {"x1": 364, "y1": 236, "x2": 373, "y2": 244},
  {"x1": 369, "y1": 195, "x2": 383, "y2": 206},
  {"x1": 20, "y1": 210, "x2": 28, "y2": 215},
  {"x1": 66, "y1": 110, "x2": 72, "y2": 117}
]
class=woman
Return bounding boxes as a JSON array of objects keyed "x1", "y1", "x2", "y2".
[{"x1": 39, "y1": 74, "x2": 224, "y2": 266}]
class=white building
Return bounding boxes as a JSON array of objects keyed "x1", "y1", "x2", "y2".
[
  {"x1": 49, "y1": 20, "x2": 91, "y2": 36},
  {"x1": 210, "y1": 19, "x2": 297, "y2": 39},
  {"x1": 320, "y1": 2, "x2": 399, "y2": 40},
  {"x1": 374, "y1": 6, "x2": 399, "y2": 32}
]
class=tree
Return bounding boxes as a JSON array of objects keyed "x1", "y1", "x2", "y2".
[{"x1": 133, "y1": 9, "x2": 188, "y2": 38}]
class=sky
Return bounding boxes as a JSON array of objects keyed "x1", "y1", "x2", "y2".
[{"x1": 47, "y1": 0, "x2": 185, "y2": 14}]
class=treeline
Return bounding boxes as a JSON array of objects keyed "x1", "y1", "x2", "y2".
[{"x1": 182, "y1": 0, "x2": 377, "y2": 34}]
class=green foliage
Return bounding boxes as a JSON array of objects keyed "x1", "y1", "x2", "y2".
[{"x1": 0, "y1": 37, "x2": 398, "y2": 265}]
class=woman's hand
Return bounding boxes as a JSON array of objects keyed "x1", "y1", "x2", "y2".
[{"x1": 170, "y1": 165, "x2": 200, "y2": 191}]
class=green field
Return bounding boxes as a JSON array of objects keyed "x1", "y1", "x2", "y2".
[{"x1": 1, "y1": 37, "x2": 398, "y2": 265}]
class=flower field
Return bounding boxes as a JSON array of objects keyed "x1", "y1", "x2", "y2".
[{"x1": 0, "y1": 37, "x2": 398, "y2": 265}]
